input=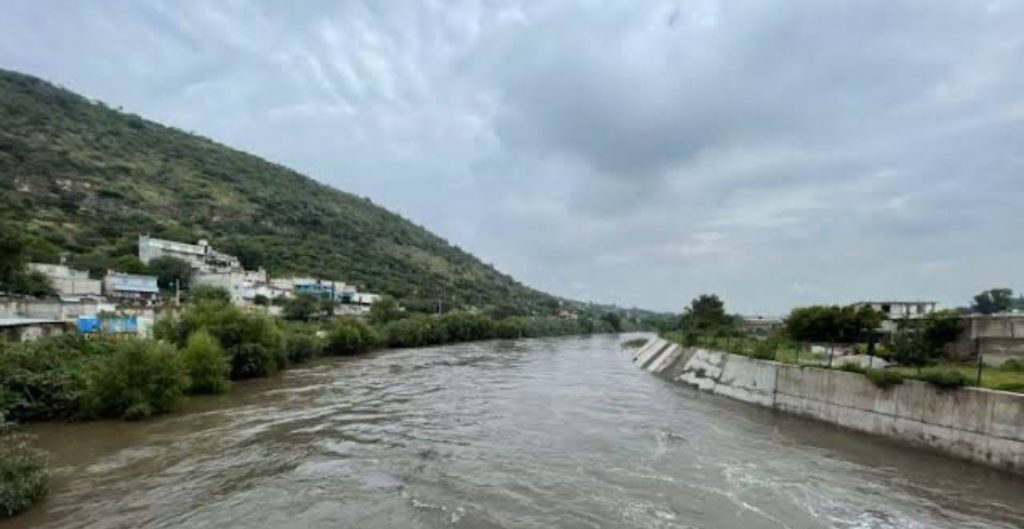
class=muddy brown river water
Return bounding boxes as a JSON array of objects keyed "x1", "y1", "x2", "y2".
[{"x1": 3, "y1": 334, "x2": 1022, "y2": 528}]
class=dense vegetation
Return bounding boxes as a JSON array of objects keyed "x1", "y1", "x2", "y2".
[
  {"x1": 0, "y1": 68, "x2": 565, "y2": 313},
  {"x1": 785, "y1": 305, "x2": 883, "y2": 344},
  {"x1": 1, "y1": 283, "x2": 622, "y2": 426},
  {"x1": 0, "y1": 419, "x2": 46, "y2": 520}
]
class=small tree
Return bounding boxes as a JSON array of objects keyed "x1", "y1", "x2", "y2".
[
  {"x1": 369, "y1": 296, "x2": 403, "y2": 324},
  {"x1": 148, "y1": 256, "x2": 193, "y2": 291},
  {"x1": 188, "y1": 285, "x2": 231, "y2": 305},
  {"x1": 181, "y1": 330, "x2": 230, "y2": 395},
  {"x1": 600, "y1": 312, "x2": 623, "y2": 332},
  {"x1": 971, "y1": 288, "x2": 1014, "y2": 315},
  {"x1": 111, "y1": 255, "x2": 150, "y2": 275},
  {"x1": 786, "y1": 305, "x2": 882, "y2": 343},
  {"x1": 282, "y1": 294, "x2": 320, "y2": 322},
  {"x1": 0, "y1": 224, "x2": 55, "y2": 297},
  {"x1": 921, "y1": 310, "x2": 965, "y2": 352},
  {"x1": 0, "y1": 223, "x2": 28, "y2": 290},
  {"x1": 680, "y1": 294, "x2": 731, "y2": 333}
]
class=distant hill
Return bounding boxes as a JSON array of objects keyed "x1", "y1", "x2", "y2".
[{"x1": 0, "y1": 68, "x2": 558, "y2": 312}]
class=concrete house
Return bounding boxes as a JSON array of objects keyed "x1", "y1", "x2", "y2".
[
  {"x1": 852, "y1": 301, "x2": 938, "y2": 333},
  {"x1": 854, "y1": 301, "x2": 937, "y2": 320},
  {"x1": 103, "y1": 272, "x2": 159, "y2": 304},
  {"x1": 138, "y1": 235, "x2": 240, "y2": 272},
  {"x1": 27, "y1": 262, "x2": 102, "y2": 297},
  {"x1": 951, "y1": 314, "x2": 1024, "y2": 365}
]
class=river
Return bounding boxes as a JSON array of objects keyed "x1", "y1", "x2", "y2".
[{"x1": 3, "y1": 334, "x2": 1022, "y2": 528}]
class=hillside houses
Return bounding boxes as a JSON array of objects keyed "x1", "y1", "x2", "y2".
[{"x1": 138, "y1": 235, "x2": 380, "y2": 309}]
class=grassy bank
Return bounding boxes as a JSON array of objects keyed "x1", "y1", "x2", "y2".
[{"x1": 661, "y1": 332, "x2": 1024, "y2": 394}]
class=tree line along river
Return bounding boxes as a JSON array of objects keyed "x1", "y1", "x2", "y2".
[{"x1": 3, "y1": 334, "x2": 1021, "y2": 529}]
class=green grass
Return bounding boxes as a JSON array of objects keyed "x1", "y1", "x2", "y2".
[{"x1": 891, "y1": 365, "x2": 1024, "y2": 393}]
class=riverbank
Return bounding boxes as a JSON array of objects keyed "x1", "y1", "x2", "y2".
[
  {"x1": 6, "y1": 334, "x2": 1022, "y2": 528},
  {"x1": 633, "y1": 337, "x2": 1024, "y2": 475},
  {"x1": 0, "y1": 302, "x2": 623, "y2": 519}
]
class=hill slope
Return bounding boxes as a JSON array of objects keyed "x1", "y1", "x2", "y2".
[{"x1": 0, "y1": 68, "x2": 556, "y2": 311}]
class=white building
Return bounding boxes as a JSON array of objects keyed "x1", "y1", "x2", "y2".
[
  {"x1": 27, "y1": 263, "x2": 102, "y2": 297},
  {"x1": 193, "y1": 268, "x2": 278, "y2": 305},
  {"x1": 854, "y1": 301, "x2": 937, "y2": 320},
  {"x1": 353, "y1": 293, "x2": 381, "y2": 306},
  {"x1": 138, "y1": 235, "x2": 240, "y2": 272},
  {"x1": 853, "y1": 301, "x2": 938, "y2": 334}
]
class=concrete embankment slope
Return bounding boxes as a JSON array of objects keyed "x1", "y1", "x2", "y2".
[{"x1": 633, "y1": 338, "x2": 1024, "y2": 474}]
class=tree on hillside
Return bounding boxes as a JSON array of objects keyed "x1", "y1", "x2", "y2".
[
  {"x1": 188, "y1": 285, "x2": 231, "y2": 305},
  {"x1": 680, "y1": 294, "x2": 731, "y2": 333},
  {"x1": 111, "y1": 255, "x2": 150, "y2": 275},
  {"x1": 148, "y1": 256, "x2": 193, "y2": 291},
  {"x1": 0, "y1": 223, "x2": 29, "y2": 289},
  {"x1": 971, "y1": 288, "x2": 1014, "y2": 315},
  {"x1": 0, "y1": 223, "x2": 55, "y2": 297}
]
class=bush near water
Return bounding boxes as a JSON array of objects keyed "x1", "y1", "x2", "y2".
[
  {"x1": 0, "y1": 423, "x2": 47, "y2": 520},
  {"x1": 1, "y1": 287, "x2": 620, "y2": 425}
]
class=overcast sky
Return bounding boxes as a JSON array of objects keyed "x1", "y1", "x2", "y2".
[{"x1": 3, "y1": 1, "x2": 1023, "y2": 314}]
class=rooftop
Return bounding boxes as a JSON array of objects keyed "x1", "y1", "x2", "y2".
[{"x1": 0, "y1": 317, "x2": 68, "y2": 327}]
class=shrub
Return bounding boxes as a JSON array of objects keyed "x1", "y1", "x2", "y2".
[
  {"x1": 889, "y1": 332, "x2": 934, "y2": 367},
  {"x1": 282, "y1": 294, "x2": 320, "y2": 322},
  {"x1": 0, "y1": 335, "x2": 114, "y2": 421},
  {"x1": 839, "y1": 363, "x2": 866, "y2": 374},
  {"x1": 84, "y1": 340, "x2": 187, "y2": 420},
  {"x1": 864, "y1": 368, "x2": 904, "y2": 389},
  {"x1": 229, "y1": 343, "x2": 278, "y2": 379},
  {"x1": 0, "y1": 430, "x2": 48, "y2": 519},
  {"x1": 999, "y1": 359, "x2": 1024, "y2": 372},
  {"x1": 187, "y1": 285, "x2": 232, "y2": 305},
  {"x1": 181, "y1": 330, "x2": 230, "y2": 395},
  {"x1": 917, "y1": 368, "x2": 969, "y2": 390},
  {"x1": 326, "y1": 318, "x2": 382, "y2": 355},
  {"x1": 751, "y1": 339, "x2": 777, "y2": 360},
  {"x1": 161, "y1": 302, "x2": 286, "y2": 380},
  {"x1": 284, "y1": 332, "x2": 321, "y2": 364}
]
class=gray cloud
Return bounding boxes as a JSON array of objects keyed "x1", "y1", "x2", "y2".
[{"x1": 2, "y1": 0, "x2": 1023, "y2": 313}]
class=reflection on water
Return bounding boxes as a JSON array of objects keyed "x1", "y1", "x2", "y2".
[{"x1": 3, "y1": 334, "x2": 1021, "y2": 528}]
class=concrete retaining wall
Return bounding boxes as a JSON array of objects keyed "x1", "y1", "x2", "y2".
[{"x1": 633, "y1": 339, "x2": 1024, "y2": 474}]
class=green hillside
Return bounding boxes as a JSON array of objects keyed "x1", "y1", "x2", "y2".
[{"x1": 0, "y1": 68, "x2": 554, "y2": 311}]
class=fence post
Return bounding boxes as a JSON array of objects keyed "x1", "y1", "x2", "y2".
[
  {"x1": 975, "y1": 338, "x2": 983, "y2": 387},
  {"x1": 828, "y1": 345, "x2": 834, "y2": 368}
]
